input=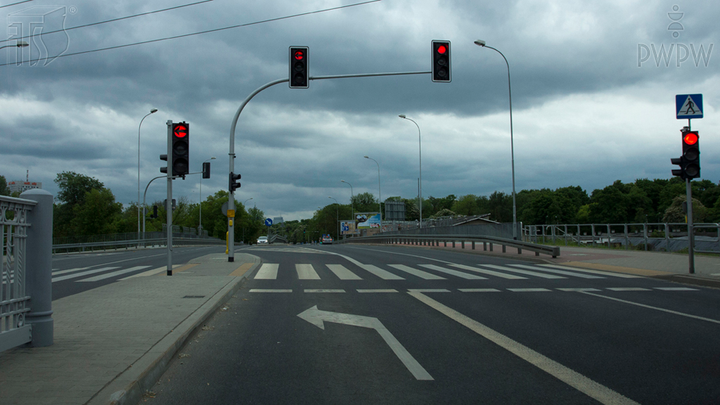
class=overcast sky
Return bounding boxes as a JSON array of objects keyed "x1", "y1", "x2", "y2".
[{"x1": 1, "y1": 0, "x2": 717, "y2": 221}]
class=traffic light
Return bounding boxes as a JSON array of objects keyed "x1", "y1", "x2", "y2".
[
  {"x1": 160, "y1": 154, "x2": 168, "y2": 174},
  {"x1": 289, "y1": 46, "x2": 309, "y2": 89},
  {"x1": 171, "y1": 122, "x2": 190, "y2": 178},
  {"x1": 431, "y1": 40, "x2": 451, "y2": 83},
  {"x1": 229, "y1": 172, "x2": 241, "y2": 193},
  {"x1": 202, "y1": 161, "x2": 211, "y2": 179},
  {"x1": 671, "y1": 127, "x2": 700, "y2": 179},
  {"x1": 150, "y1": 205, "x2": 158, "y2": 219}
]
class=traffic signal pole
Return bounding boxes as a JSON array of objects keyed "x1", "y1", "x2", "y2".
[
  {"x1": 165, "y1": 120, "x2": 173, "y2": 275},
  {"x1": 226, "y1": 70, "x2": 431, "y2": 262},
  {"x1": 686, "y1": 119, "x2": 695, "y2": 274}
]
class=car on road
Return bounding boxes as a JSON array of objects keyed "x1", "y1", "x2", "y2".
[
  {"x1": 257, "y1": 236, "x2": 268, "y2": 244},
  {"x1": 321, "y1": 236, "x2": 333, "y2": 244}
]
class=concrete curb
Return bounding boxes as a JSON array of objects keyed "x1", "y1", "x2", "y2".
[{"x1": 88, "y1": 259, "x2": 260, "y2": 405}]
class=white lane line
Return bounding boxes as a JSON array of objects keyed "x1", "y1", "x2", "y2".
[
  {"x1": 388, "y1": 264, "x2": 446, "y2": 280},
  {"x1": 449, "y1": 263, "x2": 526, "y2": 280},
  {"x1": 507, "y1": 288, "x2": 552, "y2": 293},
  {"x1": 77, "y1": 266, "x2": 152, "y2": 282},
  {"x1": 357, "y1": 289, "x2": 398, "y2": 293},
  {"x1": 409, "y1": 291, "x2": 641, "y2": 405},
  {"x1": 52, "y1": 267, "x2": 119, "y2": 282},
  {"x1": 482, "y1": 264, "x2": 565, "y2": 279},
  {"x1": 557, "y1": 288, "x2": 602, "y2": 292},
  {"x1": 408, "y1": 289, "x2": 450, "y2": 293},
  {"x1": 654, "y1": 287, "x2": 698, "y2": 291},
  {"x1": 606, "y1": 288, "x2": 651, "y2": 292},
  {"x1": 360, "y1": 264, "x2": 405, "y2": 280},
  {"x1": 296, "y1": 264, "x2": 321, "y2": 280},
  {"x1": 510, "y1": 264, "x2": 603, "y2": 279},
  {"x1": 249, "y1": 289, "x2": 292, "y2": 293},
  {"x1": 254, "y1": 263, "x2": 279, "y2": 279},
  {"x1": 540, "y1": 264, "x2": 641, "y2": 279},
  {"x1": 326, "y1": 264, "x2": 363, "y2": 280},
  {"x1": 304, "y1": 289, "x2": 346, "y2": 293},
  {"x1": 418, "y1": 264, "x2": 486, "y2": 280},
  {"x1": 580, "y1": 291, "x2": 720, "y2": 325},
  {"x1": 458, "y1": 288, "x2": 502, "y2": 293}
]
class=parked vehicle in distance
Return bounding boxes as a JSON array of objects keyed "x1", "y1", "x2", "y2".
[
  {"x1": 257, "y1": 236, "x2": 268, "y2": 244},
  {"x1": 322, "y1": 236, "x2": 333, "y2": 244}
]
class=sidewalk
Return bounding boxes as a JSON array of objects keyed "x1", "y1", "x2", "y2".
[{"x1": 0, "y1": 252, "x2": 260, "y2": 405}]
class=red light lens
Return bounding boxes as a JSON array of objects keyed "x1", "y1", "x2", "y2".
[
  {"x1": 294, "y1": 51, "x2": 304, "y2": 60},
  {"x1": 174, "y1": 125, "x2": 187, "y2": 138},
  {"x1": 437, "y1": 45, "x2": 447, "y2": 54},
  {"x1": 684, "y1": 132, "x2": 698, "y2": 145}
]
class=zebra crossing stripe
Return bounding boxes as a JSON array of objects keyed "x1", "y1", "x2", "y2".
[
  {"x1": 254, "y1": 264, "x2": 279, "y2": 279},
  {"x1": 540, "y1": 264, "x2": 641, "y2": 278},
  {"x1": 360, "y1": 264, "x2": 405, "y2": 280},
  {"x1": 449, "y1": 263, "x2": 526, "y2": 280},
  {"x1": 296, "y1": 264, "x2": 320, "y2": 280},
  {"x1": 510, "y1": 264, "x2": 602, "y2": 279},
  {"x1": 52, "y1": 267, "x2": 120, "y2": 283},
  {"x1": 326, "y1": 264, "x2": 363, "y2": 280},
  {"x1": 481, "y1": 264, "x2": 565, "y2": 279},
  {"x1": 418, "y1": 264, "x2": 486, "y2": 280},
  {"x1": 388, "y1": 264, "x2": 446, "y2": 280},
  {"x1": 77, "y1": 266, "x2": 152, "y2": 282}
]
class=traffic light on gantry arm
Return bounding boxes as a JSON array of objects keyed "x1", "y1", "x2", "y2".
[
  {"x1": 671, "y1": 127, "x2": 700, "y2": 179},
  {"x1": 289, "y1": 46, "x2": 309, "y2": 89},
  {"x1": 171, "y1": 122, "x2": 190, "y2": 178},
  {"x1": 431, "y1": 40, "x2": 451, "y2": 82}
]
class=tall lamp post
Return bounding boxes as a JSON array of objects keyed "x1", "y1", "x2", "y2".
[
  {"x1": 329, "y1": 196, "x2": 339, "y2": 240},
  {"x1": 138, "y1": 108, "x2": 158, "y2": 241},
  {"x1": 341, "y1": 180, "x2": 354, "y2": 235},
  {"x1": 475, "y1": 39, "x2": 517, "y2": 240},
  {"x1": 363, "y1": 155, "x2": 382, "y2": 230},
  {"x1": 198, "y1": 156, "x2": 216, "y2": 235},
  {"x1": 398, "y1": 115, "x2": 422, "y2": 229}
]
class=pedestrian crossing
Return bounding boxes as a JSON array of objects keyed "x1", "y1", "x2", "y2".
[
  {"x1": 51, "y1": 265, "x2": 152, "y2": 283},
  {"x1": 251, "y1": 262, "x2": 643, "y2": 282}
]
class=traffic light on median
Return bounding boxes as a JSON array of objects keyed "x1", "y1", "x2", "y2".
[
  {"x1": 432, "y1": 40, "x2": 451, "y2": 83},
  {"x1": 171, "y1": 122, "x2": 190, "y2": 178},
  {"x1": 289, "y1": 46, "x2": 309, "y2": 89},
  {"x1": 229, "y1": 172, "x2": 241, "y2": 193}
]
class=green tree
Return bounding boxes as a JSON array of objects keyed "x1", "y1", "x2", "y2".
[
  {"x1": 352, "y1": 192, "x2": 379, "y2": 213},
  {"x1": 70, "y1": 189, "x2": 123, "y2": 236},
  {"x1": 451, "y1": 195, "x2": 478, "y2": 215},
  {"x1": 0, "y1": 175, "x2": 9, "y2": 196},
  {"x1": 488, "y1": 191, "x2": 512, "y2": 222},
  {"x1": 663, "y1": 196, "x2": 707, "y2": 223}
]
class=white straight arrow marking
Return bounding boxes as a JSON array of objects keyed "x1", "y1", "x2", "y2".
[{"x1": 297, "y1": 305, "x2": 433, "y2": 381}]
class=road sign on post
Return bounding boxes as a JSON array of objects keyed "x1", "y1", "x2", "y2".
[
  {"x1": 676, "y1": 94, "x2": 703, "y2": 119},
  {"x1": 265, "y1": 218, "x2": 273, "y2": 227}
]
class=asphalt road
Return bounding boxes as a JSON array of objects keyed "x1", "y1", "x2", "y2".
[
  {"x1": 141, "y1": 244, "x2": 720, "y2": 405},
  {"x1": 51, "y1": 245, "x2": 228, "y2": 300}
]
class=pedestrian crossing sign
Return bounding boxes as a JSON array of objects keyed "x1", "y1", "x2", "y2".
[{"x1": 676, "y1": 94, "x2": 703, "y2": 119}]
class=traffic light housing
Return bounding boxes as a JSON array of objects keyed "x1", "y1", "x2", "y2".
[
  {"x1": 432, "y1": 40, "x2": 451, "y2": 83},
  {"x1": 289, "y1": 46, "x2": 309, "y2": 89},
  {"x1": 202, "y1": 161, "x2": 211, "y2": 179},
  {"x1": 171, "y1": 122, "x2": 190, "y2": 178},
  {"x1": 671, "y1": 127, "x2": 700, "y2": 179},
  {"x1": 229, "y1": 172, "x2": 241, "y2": 193},
  {"x1": 160, "y1": 154, "x2": 168, "y2": 174}
]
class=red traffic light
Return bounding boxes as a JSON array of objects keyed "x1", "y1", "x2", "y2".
[
  {"x1": 173, "y1": 124, "x2": 188, "y2": 138},
  {"x1": 683, "y1": 132, "x2": 698, "y2": 145},
  {"x1": 293, "y1": 50, "x2": 304, "y2": 60},
  {"x1": 437, "y1": 45, "x2": 447, "y2": 54}
]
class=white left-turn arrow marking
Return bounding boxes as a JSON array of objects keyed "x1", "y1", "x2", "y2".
[{"x1": 297, "y1": 305, "x2": 434, "y2": 381}]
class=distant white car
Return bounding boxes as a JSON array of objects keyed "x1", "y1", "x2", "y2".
[
  {"x1": 257, "y1": 236, "x2": 268, "y2": 244},
  {"x1": 322, "y1": 236, "x2": 333, "y2": 245}
]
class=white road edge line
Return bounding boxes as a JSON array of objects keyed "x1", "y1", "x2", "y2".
[
  {"x1": 579, "y1": 291, "x2": 720, "y2": 325},
  {"x1": 408, "y1": 291, "x2": 640, "y2": 405}
]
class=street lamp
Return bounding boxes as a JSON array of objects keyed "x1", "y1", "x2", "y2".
[
  {"x1": 475, "y1": 39, "x2": 518, "y2": 240},
  {"x1": 398, "y1": 114, "x2": 422, "y2": 229},
  {"x1": 341, "y1": 180, "x2": 354, "y2": 234},
  {"x1": 198, "y1": 156, "x2": 216, "y2": 235},
  {"x1": 363, "y1": 155, "x2": 382, "y2": 231},
  {"x1": 0, "y1": 41, "x2": 29, "y2": 50},
  {"x1": 138, "y1": 108, "x2": 158, "y2": 242},
  {"x1": 329, "y1": 196, "x2": 339, "y2": 240}
]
